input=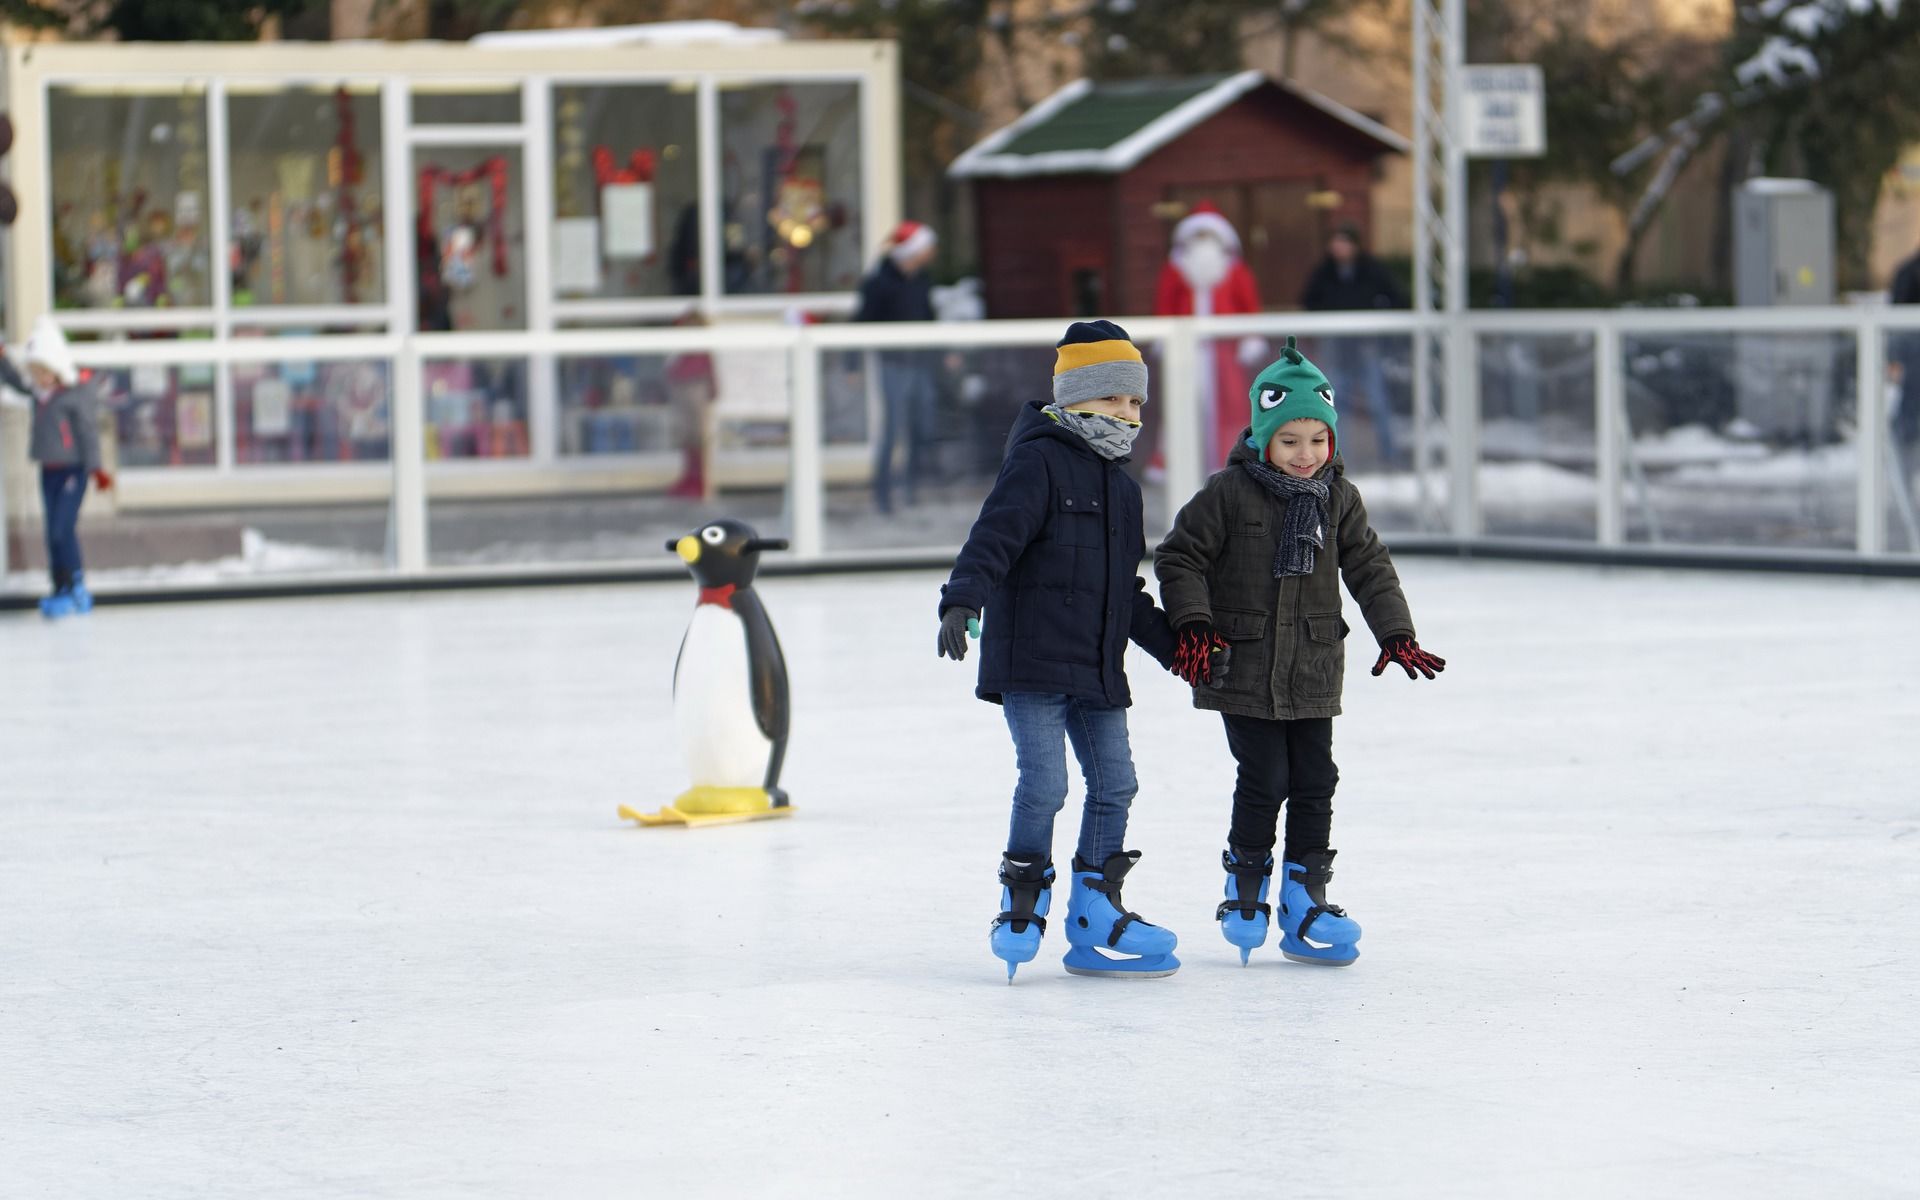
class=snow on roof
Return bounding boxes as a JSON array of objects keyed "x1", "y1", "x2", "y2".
[
  {"x1": 471, "y1": 21, "x2": 785, "y2": 49},
  {"x1": 950, "y1": 70, "x2": 1409, "y2": 179}
]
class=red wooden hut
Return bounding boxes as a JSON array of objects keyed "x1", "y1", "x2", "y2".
[{"x1": 950, "y1": 71, "x2": 1408, "y2": 318}]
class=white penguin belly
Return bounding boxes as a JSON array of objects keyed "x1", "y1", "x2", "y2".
[{"x1": 674, "y1": 605, "x2": 773, "y2": 790}]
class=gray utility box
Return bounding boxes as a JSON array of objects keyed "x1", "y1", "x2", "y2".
[
  {"x1": 1735, "y1": 178, "x2": 1834, "y2": 305},
  {"x1": 1733, "y1": 179, "x2": 1837, "y2": 440}
]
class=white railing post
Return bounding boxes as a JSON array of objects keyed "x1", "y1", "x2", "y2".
[
  {"x1": 1447, "y1": 323, "x2": 1479, "y2": 537},
  {"x1": 1856, "y1": 315, "x2": 1887, "y2": 555},
  {"x1": 1161, "y1": 320, "x2": 1202, "y2": 538},
  {"x1": 787, "y1": 330, "x2": 825, "y2": 561},
  {"x1": 390, "y1": 340, "x2": 429, "y2": 574},
  {"x1": 1595, "y1": 322, "x2": 1625, "y2": 546}
]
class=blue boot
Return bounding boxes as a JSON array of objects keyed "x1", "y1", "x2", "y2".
[
  {"x1": 1277, "y1": 849, "x2": 1361, "y2": 966},
  {"x1": 68, "y1": 574, "x2": 94, "y2": 614},
  {"x1": 39, "y1": 589, "x2": 77, "y2": 619},
  {"x1": 1216, "y1": 844, "x2": 1274, "y2": 966},
  {"x1": 1062, "y1": 850, "x2": 1179, "y2": 978},
  {"x1": 990, "y1": 854, "x2": 1053, "y2": 983}
]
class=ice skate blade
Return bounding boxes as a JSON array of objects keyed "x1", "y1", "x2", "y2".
[
  {"x1": 1062, "y1": 947, "x2": 1180, "y2": 979},
  {"x1": 1280, "y1": 945, "x2": 1359, "y2": 967},
  {"x1": 618, "y1": 803, "x2": 796, "y2": 828}
]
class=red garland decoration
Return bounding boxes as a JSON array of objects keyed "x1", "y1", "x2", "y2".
[
  {"x1": 417, "y1": 156, "x2": 511, "y2": 278},
  {"x1": 591, "y1": 146, "x2": 657, "y2": 187}
]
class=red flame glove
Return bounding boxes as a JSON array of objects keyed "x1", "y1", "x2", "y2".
[
  {"x1": 1173, "y1": 622, "x2": 1232, "y2": 689},
  {"x1": 1371, "y1": 636, "x2": 1445, "y2": 680}
]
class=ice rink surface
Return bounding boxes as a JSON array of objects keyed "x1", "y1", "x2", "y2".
[{"x1": 3, "y1": 560, "x2": 1917, "y2": 1199}]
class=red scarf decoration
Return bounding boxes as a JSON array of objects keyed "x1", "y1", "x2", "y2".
[{"x1": 416, "y1": 157, "x2": 511, "y2": 278}]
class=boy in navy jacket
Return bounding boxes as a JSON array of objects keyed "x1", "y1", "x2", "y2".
[{"x1": 937, "y1": 320, "x2": 1185, "y2": 981}]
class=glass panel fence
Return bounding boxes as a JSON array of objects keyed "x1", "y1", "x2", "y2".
[
  {"x1": 1290, "y1": 331, "x2": 1440, "y2": 536},
  {"x1": 817, "y1": 337, "x2": 1170, "y2": 555},
  {"x1": 1887, "y1": 326, "x2": 1920, "y2": 554},
  {"x1": 421, "y1": 347, "x2": 791, "y2": 568},
  {"x1": 1479, "y1": 331, "x2": 1597, "y2": 540},
  {"x1": 1622, "y1": 331, "x2": 1857, "y2": 550},
  {"x1": 4, "y1": 358, "x2": 395, "y2": 597}
]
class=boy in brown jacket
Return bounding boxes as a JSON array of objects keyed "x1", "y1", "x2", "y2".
[{"x1": 1155, "y1": 337, "x2": 1445, "y2": 965}]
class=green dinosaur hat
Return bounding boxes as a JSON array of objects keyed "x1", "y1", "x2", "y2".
[{"x1": 1247, "y1": 336, "x2": 1338, "y2": 462}]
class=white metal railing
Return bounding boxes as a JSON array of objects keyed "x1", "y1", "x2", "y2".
[{"x1": 6, "y1": 307, "x2": 1919, "y2": 593}]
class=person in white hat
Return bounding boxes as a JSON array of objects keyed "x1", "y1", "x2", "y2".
[
  {"x1": 0, "y1": 315, "x2": 113, "y2": 617},
  {"x1": 855, "y1": 221, "x2": 940, "y2": 513}
]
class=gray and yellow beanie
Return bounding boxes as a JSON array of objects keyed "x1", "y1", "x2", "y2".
[{"x1": 1053, "y1": 320, "x2": 1148, "y2": 406}]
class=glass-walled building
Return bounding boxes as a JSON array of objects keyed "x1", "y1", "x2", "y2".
[{"x1": 1, "y1": 34, "x2": 899, "y2": 512}]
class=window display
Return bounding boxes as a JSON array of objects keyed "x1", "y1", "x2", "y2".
[
  {"x1": 423, "y1": 357, "x2": 529, "y2": 459},
  {"x1": 234, "y1": 359, "x2": 391, "y2": 463},
  {"x1": 720, "y1": 83, "x2": 864, "y2": 295},
  {"x1": 551, "y1": 85, "x2": 701, "y2": 300},
  {"x1": 414, "y1": 147, "x2": 525, "y2": 331},
  {"x1": 226, "y1": 85, "x2": 385, "y2": 307},
  {"x1": 49, "y1": 85, "x2": 212, "y2": 310},
  {"x1": 93, "y1": 363, "x2": 219, "y2": 468}
]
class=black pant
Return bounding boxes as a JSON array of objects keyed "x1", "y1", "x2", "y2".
[{"x1": 1221, "y1": 714, "x2": 1338, "y2": 860}]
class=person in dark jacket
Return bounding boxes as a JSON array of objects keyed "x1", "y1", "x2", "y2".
[
  {"x1": 856, "y1": 221, "x2": 939, "y2": 513},
  {"x1": 0, "y1": 316, "x2": 113, "y2": 618},
  {"x1": 1157, "y1": 337, "x2": 1445, "y2": 968},
  {"x1": 936, "y1": 320, "x2": 1183, "y2": 982},
  {"x1": 1892, "y1": 246, "x2": 1920, "y2": 451},
  {"x1": 1300, "y1": 224, "x2": 1408, "y2": 466}
]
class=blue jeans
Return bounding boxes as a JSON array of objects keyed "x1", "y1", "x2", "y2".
[
  {"x1": 1002, "y1": 692, "x2": 1138, "y2": 865},
  {"x1": 40, "y1": 465, "x2": 88, "y2": 591},
  {"x1": 1322, "y1": 337, "x2": 1399, "y2": 465},
  {"x1": 874, "y1": 360, "x2": 936, "y2": 511}
]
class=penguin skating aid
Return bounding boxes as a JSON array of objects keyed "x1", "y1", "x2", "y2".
[
  {"x1": 1061, "y1": 851, "x2": 1179, "y2": 979},
  {"x1": 620, "y1": 519, "x2": 795, "y2": 829}
]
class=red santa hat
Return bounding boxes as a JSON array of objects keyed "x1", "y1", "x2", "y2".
[
  {"x1": 888, "y1": 220, "x2": 938, "y2": 265},
  {"x1": 1172, "y1": 201, "x2": 1241, "y2": 256}
]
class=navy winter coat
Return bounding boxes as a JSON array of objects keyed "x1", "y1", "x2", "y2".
[
  {"x1": 855, "y1": 258, "x2": 936, "y2": 373},
  {"x1": 940, "y1": 401, "x2": 1177, "y2": 707}
]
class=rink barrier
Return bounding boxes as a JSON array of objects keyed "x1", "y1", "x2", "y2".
[
  {"x1": 3, "y1": 538, "x2": 1914, "y2": 612},
  {"x1": 4, "y1": 307, "x2": 1919, "y2": 604}
]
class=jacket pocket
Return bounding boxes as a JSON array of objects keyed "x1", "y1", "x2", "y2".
[
  {"x1": 1052, "y1": 487, "x2": 1105, "y2": 548},
  {"x1": 1296, "y1": 612, "x2": 1346, "y2": 700},
  {"x1": 1214, "y1": 607, "x2": 1272, "y2": 696}
]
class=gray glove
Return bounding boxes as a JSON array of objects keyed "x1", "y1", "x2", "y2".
[{"x1": 938, "y1": 607, "x2": 980, "y2": 661}]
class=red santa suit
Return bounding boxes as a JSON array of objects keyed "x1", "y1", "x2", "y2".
[{"x1": 1153, "y1": 204, "x2": 1266, "y2": 466}]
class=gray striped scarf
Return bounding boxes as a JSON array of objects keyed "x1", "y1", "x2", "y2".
[
  {"x1": 1044, "y1": 403, "x2": 1141, "y2": 462},
  {"x1": 1242, "y1": 459, "x2": 1331, "y2": 577}
]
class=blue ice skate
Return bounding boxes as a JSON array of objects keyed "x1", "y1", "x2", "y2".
[
  {"x1": 68, "y1": 574, "x2": 94, "y2": 614},
  {"x1": 1216, "y1": 844, "x2": 1274, "y2": 966},
  {"x1": 1062, "y1": 850, "x2": 1179, "y2": 978},
  {"x1": 39, "y1": 589, "x2": 77, "y2": 619},
  {"x1": 990, "y1": 854, "x2": 1054, "y2": 983},
  {"x1": 1277, "y1": 850, "x2": 1361, "y2": 966}
]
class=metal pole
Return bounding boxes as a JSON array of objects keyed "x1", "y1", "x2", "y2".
[
  {"x1": 1441, "y1": 0, "x2": 1477, "y2": 537},
  {"x1": 390, "y1": 339, "x2": 428, "y2": 574},
  {"x1": 787, "y1": 331, "x2": 825, "y2": 561},
  {"x1": 1856, "y1": 315, "x2": 1886, "y2": 555},
  {"x1": 1160, "y1": 323, "x2": 1202, "y2": 543},
  {"x1": 1411, "y1": 0, "x2": 1435, "y2": 528},
  {"x1": 1594, "y1": 323, "x2": 1624, "y2": 545}
]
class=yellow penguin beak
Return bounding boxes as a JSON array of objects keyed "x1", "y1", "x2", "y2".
[{"x1": 675, "y1": 536, "x2": 701, "y2": 564}]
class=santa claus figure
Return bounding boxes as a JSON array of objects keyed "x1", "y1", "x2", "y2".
[{"x1": 1153, "y1": 202, "x2": 1267, "y2": 466}]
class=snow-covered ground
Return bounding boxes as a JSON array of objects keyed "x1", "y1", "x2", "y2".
[{"x1": 3, "y1": 562, "x2": 1916, "y2": 1197}]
